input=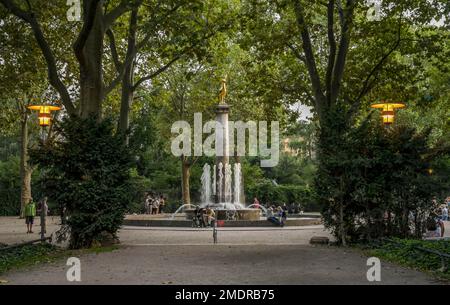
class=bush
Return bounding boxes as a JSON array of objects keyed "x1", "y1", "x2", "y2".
[
  {"x1": 316, "y1": 105, "x2": 450, "y2": 244},
  {"x1": 0, "y1": 157, "x2": 20, "y2": 216},
  {"x1": 30, "y1": 116, "x2": 133, "y2": 249},
  {"x1": 0, "y1": 243, "x2": 58, "y2": 275},
  {"x1": 246, "y1": 181, "x2": 318, "y2": 211},
  {"x1": 126, "y1": 168, "x2": 152, "y2": 214},
  {"x1": 369, "y1": 238, "x2": 450, "y2": 280}
]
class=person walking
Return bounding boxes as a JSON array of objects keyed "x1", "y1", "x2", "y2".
[
  {"x1": 442, "y1": 206, "x2": 449, "y2": 221},
  {"x1": 24, "y1": 198, "x2": 36, "y2": 234},
  {"x1": 280, "y1": 207, "x2": 287, "y2": 227},
  {"x1": 37, "y1": 197, "x2": 49, "y2": 234},
  {"x1": 158, "y1": 195, "x2": 165, "y2": 214},
  {"x1": 145, "y1": 195, "x2": 152, "y2": 214},
  {"x1": 152, "y1": 197, "x2": 159, "y2": 215}
]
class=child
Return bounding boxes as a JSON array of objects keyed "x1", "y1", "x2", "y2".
[{"x1": 25, "y1": 198, "x2": 36, "y2": 234}]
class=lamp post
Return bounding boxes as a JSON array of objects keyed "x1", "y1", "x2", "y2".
[
  {"x1": 370, "y1": 102, "x2": 406, "y2": 126},
  {"x1": 27, "y1": 103, "x2": 61, "y2": 239}
]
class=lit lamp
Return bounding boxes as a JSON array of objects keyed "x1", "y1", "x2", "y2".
[
  {"x1": 27, "y1": 104, "x2": 61, "y2": 127},
  {"x1": 370, "y1": 102, "x2": 406, "y2": 125}
]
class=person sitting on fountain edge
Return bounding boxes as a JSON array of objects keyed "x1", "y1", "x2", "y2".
[
  {"x1": 266, "y1": 206, "x2": 280, "y2": 226},
  {"x1": 193, "y1": 206, "x2": 205, "y2": 228},
  {"x1": 204, "y1": 207, "x2": 216, "y2": 227},
  {"x1": 253, "y1": 197, "x2": 260, "y2": 208}
]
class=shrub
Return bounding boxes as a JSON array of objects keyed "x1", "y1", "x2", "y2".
[
  {"x1": 369, "y1": 238, "x2": 450, "y2": 279},
  {"x1": 246, "y1": 181, "x2": 318, "y2": 211},
  {"x1": 316, "y1": 105, "x2": 450, "y2": 244},
  {"x1": 0, "y1": 243, "x2": 58, "y2": 275},
  {"x1": 0, "y1": 157, "x2": 20, "y2": 216},
  {"x1": 30, "y1": 116, "x2": 133, "y2": 249}
]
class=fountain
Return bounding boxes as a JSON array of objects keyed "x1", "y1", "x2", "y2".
[
  {"x1": 123, "y1": 77, "x2": 322, "y2": 227},
  {"x1": 183, "y1": 77, "x2": 261, "y2": 221},
  {"x1": 170, "y1": 204, "x2": 199, "y2": 220}
]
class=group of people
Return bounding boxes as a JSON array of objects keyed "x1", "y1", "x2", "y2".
[
  {"x1": 253, "y1": 197, "x2": 304, "y2": 215},
  {"x1": 424, "y1": 197, "x2": 450, "y2": 238},
  {"x1": 193, "y1": 206, "x2": 216, "y2": 227},
  {"x1": 144, "y1": 193, "x2": 166, "y2": 214},
  {"x1": 24, "y1": 197, "x2": 49, "y2": 234},
  {"x1": 266, "y1": 206, "x2": 288, "y2": 227},
  {"x1": 252, "y1": 197, "x2": 303, "y2": 227}
]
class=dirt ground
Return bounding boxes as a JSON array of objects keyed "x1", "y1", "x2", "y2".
[
  {"x1": 1, "y1": 243, "x2": 440, "y2": 285},
  {"x1": 0, "y1": 216, "x2": 61, "y2": 245},
  {"x1": 0, "y1": 216, "x2": 445, "y2": 285}
]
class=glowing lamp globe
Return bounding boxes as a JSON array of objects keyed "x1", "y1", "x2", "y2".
[
  {"x1": 370, "y1": 102, "x2": 406, "y2": 125},
  {"x1": 28, "y1": 105, "x2": 61, "y2": 127}
]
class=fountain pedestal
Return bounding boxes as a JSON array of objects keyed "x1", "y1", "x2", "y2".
[
  {"x1": 215, "y1": 103, "x2": 230, "y2": 204},
  {"x1": 193, "y1": 78, "x2": 260, "y2": 221}
]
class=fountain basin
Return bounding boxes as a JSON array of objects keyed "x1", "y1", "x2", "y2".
[
  {"x1": 185, "y1": 208, "x2": 261, "y2": 221},
  {"x1": 123, "y1": 214, "x2": 322, "y2": 227}
]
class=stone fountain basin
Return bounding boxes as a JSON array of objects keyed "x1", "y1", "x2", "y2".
[{"x1": 185, "y1": 208, "x2": 261, "y2": 221}]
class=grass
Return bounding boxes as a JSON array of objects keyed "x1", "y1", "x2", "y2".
[
  {"x1": 363, "y1": 238, "x2": 450, "y2": 281},
  {"x1": 0, "y1": 242, "x2": 120, "y2": 277},
  {"x1": 0, "y1": 243, "x2": 64, "y2": 275}
]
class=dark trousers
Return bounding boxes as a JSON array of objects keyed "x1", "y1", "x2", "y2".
[{"x1": 268, "y1": 216, "x2": 281, "y2": 226}]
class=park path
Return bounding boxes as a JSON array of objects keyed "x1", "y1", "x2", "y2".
[{"x1": 1, "y1": 222, "x2": 443, "y2": 285}]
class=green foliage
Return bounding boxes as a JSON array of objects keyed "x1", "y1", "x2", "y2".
[
  {"x1": 0, "y1": 154, "x2": 48, "y2": 216},
  {"x1": 30, "y1": 116, "x2": 133, "y2": 249},
  {"x1": 0, "y1": 243, "x2": 59, "y2": 275},
  {"x1": 246, "y1": 180, "x2": 317, "y2": 211},
  {"x1": 368, "y1": 238, "x2": 450, "y2": 280},
  {"x1": 0, "y1": 136, "x2": 20, "y2": 162},
  {"x1": 0, "y1": 156, "x2": 20, "y2": 216},
  {"x1": 316, "y1": 105, "x2": 450, "y2": 243},
  {"x1": 262, "y1": 155, "x2": 316, "y2": 186},
  {"x1": 126, "y1": 168, "x2": 152, "y2": 214}
]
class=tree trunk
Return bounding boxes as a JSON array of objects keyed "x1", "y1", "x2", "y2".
[
  {"x1": 19, "y1": 115, "x2": 32, "y2": 218},
  {"x1": 339, "y1": 202, "x2": 346, "y2": 246},
  {"x1": 339, "y1": 176, "x2": 346, "y2": 246},
  {"x1": 79, "y1": 5, "x2": 104, "y2": 119},
  {"x1": 118, "y1": 7, "x2": 138, "y2": 144},
  {"x1": 118, "y1": 61, "x2": 134, "y2": 144},
  {"x1": 181, "y1": 157, "x2": 191, "y2": 207}
]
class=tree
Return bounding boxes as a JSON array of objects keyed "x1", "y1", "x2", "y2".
[
  {"x1": 30, "y1": 117, "x2": 133, "y2": 248},
  {"x1": 107, "y1": 0, "x2": 237, "y2": 143},
  {"x1": 242, "y1": 0, "x2": 449, "y2": 243},
  {"x1": 0, "y1": 0, "x2": 238, "y2": 246},
  {"x1": 0, "y1": 13, "x2": 53, "y2": 217}
]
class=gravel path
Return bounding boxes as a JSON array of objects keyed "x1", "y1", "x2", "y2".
[
  {"x1": 0, "y1": 216, "x2": 61, "y2": 245},
  {"x1": 2, "y1": 244, "x2": 440, "y2": 285},
  {"x1": 0, "y1": 218, "x2": 443, "y2": 285}
]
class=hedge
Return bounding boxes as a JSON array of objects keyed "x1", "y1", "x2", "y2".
[{"x1": 246, "y1": 181, "x2": 320, "y2": 211}]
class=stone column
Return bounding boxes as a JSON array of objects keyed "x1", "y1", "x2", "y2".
[{"x1": 215, "y1": 103, "x2": 230, "y2": 203}]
